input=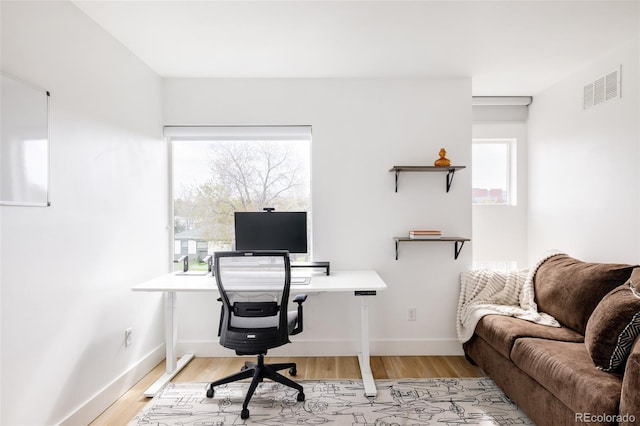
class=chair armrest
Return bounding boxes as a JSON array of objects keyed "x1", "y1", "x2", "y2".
[
  {"x1": 620, "y1": 337, "x2": 640, "y2": 425},
  {"x1": 217, "y1": 297, "x2": 223, "y2": 337},
  {"x1": 293, "y1": 294, "x2": 308, "y2": 304},
  {"x1": 290, "y1": 294, "x2": 308, "y2": 335}
]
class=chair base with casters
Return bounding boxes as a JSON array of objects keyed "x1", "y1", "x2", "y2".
[{"x1": 205, "y1": 353, "x2": 305, "y2": 420}]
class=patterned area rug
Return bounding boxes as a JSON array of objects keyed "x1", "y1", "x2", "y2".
[{"x1": 130, "y1": 378, "x2": 532, "y2": 425}]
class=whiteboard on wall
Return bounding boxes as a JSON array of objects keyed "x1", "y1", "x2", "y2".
[{"x1": 1, "y1": 73, "x2": 50, "y2": 206}]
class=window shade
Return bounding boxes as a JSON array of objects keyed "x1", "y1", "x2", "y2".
[{"x1": 164, "y1": 126, "x2": 312, "y2": 141}]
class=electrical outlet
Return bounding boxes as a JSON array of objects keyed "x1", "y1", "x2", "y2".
[
  {"x1": 125, "y1": 328, "x2": 133, "y2": 347},
  {"x1": 407, "y1": 307, "x2": 416, "y2": 321}
]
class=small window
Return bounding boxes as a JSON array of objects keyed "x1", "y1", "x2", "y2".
[{"x1": 472, "y1": 139, "x2": 516, "y2": 205}]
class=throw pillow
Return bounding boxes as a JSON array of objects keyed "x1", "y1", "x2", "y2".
[
  {"x1": 585, "y1": 276, "x2": 640, "y2": 372},
  {"x1": 630, "y1": 267, "x2": 640, "y2": 293},
  {"x1": 534, "y1": 255, "x2": 636, "y2": 334}
]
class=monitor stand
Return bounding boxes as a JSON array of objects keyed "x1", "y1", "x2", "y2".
[{"x1": 291, "y1": 261, "x2": 330, "y2": 275}]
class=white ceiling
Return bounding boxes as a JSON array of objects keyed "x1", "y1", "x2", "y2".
[{"x1": 73, "y1": 1, "x2": 639, "y2": 96}]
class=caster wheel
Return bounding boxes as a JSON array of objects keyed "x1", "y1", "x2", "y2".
[
  {"x1": 241, "y1": 408, "x2": 250, "y2": 419},
  {"x1": 289, "y1": 367, "x2": 297, "y2": 376},
  {"x1": 206, "y1": 388, "x2": 214, "y2": 398},
  {"x1": 297, "y1": 392, "x2": 305, "y2": 402}
]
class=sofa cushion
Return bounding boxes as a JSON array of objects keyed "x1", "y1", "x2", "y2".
[
  {"x1": 534, "y1": 254, "x2": 636, "y2": 334},
  {"x1": 512, "y1": 338, "x2": 622, "y2": 416},
  {"x1": 585, "y1": 278, "x2": 640, "y2": 372},
  {"x1": 475, "y1": 314, "x2": 583, "y2": 359}
]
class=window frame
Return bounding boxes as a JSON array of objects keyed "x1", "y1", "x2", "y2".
[
  {"x1": 166, "y1": 126, "x2": 313, "y2": 270},
  {"x1": 471, "y1": 138, "x2": 517, "y2": 206}
]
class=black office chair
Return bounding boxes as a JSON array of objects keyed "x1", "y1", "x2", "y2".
[{"x1": 206, "y1": 250, "x2": 308, "y2": 419}]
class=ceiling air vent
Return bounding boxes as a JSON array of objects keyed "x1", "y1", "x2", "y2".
[{"x1": 584, "y1": 66, "x2": 621, "y2": 110}]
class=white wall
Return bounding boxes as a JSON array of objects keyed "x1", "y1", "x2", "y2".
[
  {"x1": 163, "y1": 77, "x2": 472, "y2": 357},
  {"x1": 528, "y1": 37, "x2": 640, "y2": 264},
  {"x1": 472, "y1": 122, "x2": 528, "y2": 269},
  {"x1": 1, "y1": 2, "x2": 167, "y2": 425}
]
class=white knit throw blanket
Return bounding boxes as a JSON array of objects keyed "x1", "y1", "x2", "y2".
[{"x1": 457, "y1": 251, "x2": 563, "y2": 343}]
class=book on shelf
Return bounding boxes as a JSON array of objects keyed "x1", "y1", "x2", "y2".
[{"x1": 409, "y1": 230, "x2": 442, "y2": 240}]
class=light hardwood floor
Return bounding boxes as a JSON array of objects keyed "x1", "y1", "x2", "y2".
[{"x1": 91, "y1": 356, "x2": 482, "y2": 425}]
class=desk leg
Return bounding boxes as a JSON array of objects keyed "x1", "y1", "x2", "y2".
[
  {"x1": 143, "y1": 291, "x2": 195, "y2": 397},
  {"x1": 357, "y1": 296, "x2": 377, "y2": 397}
]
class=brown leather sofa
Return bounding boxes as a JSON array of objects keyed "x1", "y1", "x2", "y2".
[{"x1": 463, "y1": 255, "x2": 640, "y2": 426}]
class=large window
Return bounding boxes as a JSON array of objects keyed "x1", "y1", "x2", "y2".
[
  {"x1": 168, "y1": 126, "x2": 312, "y2": 270},
  {"x1": 472, "y1": 138, "x2": 516, "y2": 205}
]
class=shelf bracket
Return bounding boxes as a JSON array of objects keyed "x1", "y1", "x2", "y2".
[
  {"x1": 394, "y1": 171, "x2": 400, "y2": 193},
  {"x1": 395, "y1": 240, "x2": 399, "y2": 260},
  {"x1": 446, "y1": 168, "x2": 456, "y2": 192},
  {"x1": 454, "y1": 240, "x2": 466, "y2": 260}
]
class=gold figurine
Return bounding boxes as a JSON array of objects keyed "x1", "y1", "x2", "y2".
[{"x1": 434, "y1": 148, "x2": 451, "y2": 167}]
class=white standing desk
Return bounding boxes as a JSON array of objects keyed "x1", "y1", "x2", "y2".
[{"x1": 132, "y1": 270, "x2": 387, "y2": 398}]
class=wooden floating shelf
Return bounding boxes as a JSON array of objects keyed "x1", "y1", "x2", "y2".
[
  {"x1": 389, "y1": 165, "x2": 466, "y2": 192},
  {"x1": 393, "y1": 237, "x2": 470, "y2": 260}
]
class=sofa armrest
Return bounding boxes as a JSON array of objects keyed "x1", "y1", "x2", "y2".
[{"x1": 619, "y1": 337, "x2": 640, "y2": 425}]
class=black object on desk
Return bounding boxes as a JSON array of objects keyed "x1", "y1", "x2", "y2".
[
  {"x1": 291, "y1": 261, "x2": 330, "y2": 275},
  {"x1": 203, "y1": 255, "x2": 214, "y2": 275},
  {"x1": 173, "y1": 255, "x2": 189, "y2": 273}
]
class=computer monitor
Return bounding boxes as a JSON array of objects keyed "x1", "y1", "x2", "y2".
[{"x1": 234, "y1": 211, "x2": 308, "y2": 254}]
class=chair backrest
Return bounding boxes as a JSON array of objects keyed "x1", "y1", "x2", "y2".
[{"x1": 214, "y1": 250, "x2": 292, "y2": 354}]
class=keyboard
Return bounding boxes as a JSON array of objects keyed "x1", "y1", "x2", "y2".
[
  {"x1": 291, "y1": 276, "x2": 311, "y2": 285},
  {"x1": 174, "y1": 271, "x2": 209, "y2": 276}
]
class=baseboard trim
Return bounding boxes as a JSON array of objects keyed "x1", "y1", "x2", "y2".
[
  {"x1": 178, "y1": 338, "x2": 464, "y2": 357},
  {"x1": 59, "y1": 344, "x2": 165, "y2": 426}
]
